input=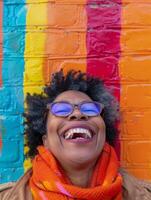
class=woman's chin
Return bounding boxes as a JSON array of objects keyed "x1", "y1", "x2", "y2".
[
  {"x1": 62, "y1": 148, "x2": 100, "y2": 166},
  {"x1": 58, "y1": 136, "x2": 102, "y2": 166}
]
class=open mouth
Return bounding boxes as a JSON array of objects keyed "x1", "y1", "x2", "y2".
[{"x1": 63, "y1": 128, "x2": 94, "y2": 141}]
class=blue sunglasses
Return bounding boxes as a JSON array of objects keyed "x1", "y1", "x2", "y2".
[{"x1": 47, "y1": 101, "x2": 104, "y2": 117}]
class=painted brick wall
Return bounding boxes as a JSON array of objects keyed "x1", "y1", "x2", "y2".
[
  {"x1": 0, "y1": 0, "x2": 151, "y2": 184},
  {"x1": 0, "y1": 0, "x2": 26, "y2": 183},
  {"x1": 120, "y1": 0, "x2": 151, "y2": 179},
  {"x1": 0, "y1": 0, "x2": 88, "y2": 183}
]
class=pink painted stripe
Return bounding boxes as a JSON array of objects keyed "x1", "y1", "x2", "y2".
[{"x1": 86, "y1": 1, "x2": 121, "y2": 157}]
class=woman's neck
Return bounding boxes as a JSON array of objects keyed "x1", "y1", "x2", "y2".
[
  {"x1": 61, "y1": 162, "x2": 97, "y2": 188},
  {"x1": 66, "y1": 168, "x2": 93, "y2": 187}
]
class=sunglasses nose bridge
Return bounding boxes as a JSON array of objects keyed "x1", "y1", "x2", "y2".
[
  {"x1": 68, "y1": 104, "x2": 88, "y2": 120},
  {"x1": 73, "y1": 104, "x2": 79, "y2": 111}
]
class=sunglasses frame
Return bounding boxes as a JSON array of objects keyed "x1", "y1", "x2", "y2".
[{"x1": 47, "y1": 101, "x2": 104, "y2": 117}]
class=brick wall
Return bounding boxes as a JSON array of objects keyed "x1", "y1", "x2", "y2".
[
  {"x1": 0, "y1": 0, "x2": 151, "y2": 183},
  {"x1": 120, "y1": 0, "x2": 151, "y2": 179},
  {"x1": 0, "y1": 0, "x2": 26, "y2": 183}
]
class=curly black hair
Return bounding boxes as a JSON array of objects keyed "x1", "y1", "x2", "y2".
[{"x1": 24, "y1": 70, "x2": 119, "y2": 158}]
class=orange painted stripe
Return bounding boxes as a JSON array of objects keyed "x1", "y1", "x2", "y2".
[
  {"x1": 120, "y1": 2, "x2": 151, "y2": 180},
  {"x1": 0, "y1": 1, "x2": 3, "y2": 87},
  {"x1": 44, "y1": 1, "x2": 87, "y2": 83}
]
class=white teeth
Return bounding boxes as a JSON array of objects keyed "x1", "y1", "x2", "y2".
[{"x1": 64, "y1": 128, "x2": 92, "y2": 140}]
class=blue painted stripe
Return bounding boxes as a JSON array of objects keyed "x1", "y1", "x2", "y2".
[{"x1": 0, "y1": 2, "x2": 26, "y2": 183}]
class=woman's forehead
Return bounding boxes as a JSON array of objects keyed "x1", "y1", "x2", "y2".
[{"x1": 54, "y1": 90, "x2": 92, "y2": 102}]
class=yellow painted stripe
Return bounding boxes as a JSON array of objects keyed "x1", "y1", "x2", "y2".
[
  {"x1": 24, "y1": 2, "x2": 48, "y2": 94},
  {"x1": 24, "y1": 2, "x2": 48, "y2": 171}
]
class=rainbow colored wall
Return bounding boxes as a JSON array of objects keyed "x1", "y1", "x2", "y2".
[{"x1": 0, "y1": 0, "x2": 151, "y2": 183}]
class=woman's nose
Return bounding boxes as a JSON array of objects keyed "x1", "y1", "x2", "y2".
[{"x1": 67, "y1": 109, "x2": 88, "y2": 121}]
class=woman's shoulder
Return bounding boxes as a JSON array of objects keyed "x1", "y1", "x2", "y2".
[
  {"x1": 0, "y1": 182, "x2": 16, "y2": 199},
  {"x1": 120, "y1": 168, "x2": 151, "y2": 200},
  {"x1": 0, "y1": 169, "x2": 33, "y2": 200}
]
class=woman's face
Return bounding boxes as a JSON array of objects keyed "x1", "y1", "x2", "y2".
[{"x1": 43, "y1": 90, "x2": 106, "y2": 167}]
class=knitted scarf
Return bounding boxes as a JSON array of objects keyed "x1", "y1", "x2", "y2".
[{"x1": 29, "y1": 143, "x2": 122, "y2": 200}]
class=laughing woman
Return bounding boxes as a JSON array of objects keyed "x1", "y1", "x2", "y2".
[{"x1": 1, "y1": 70, "x2": 151, "y2": 200}]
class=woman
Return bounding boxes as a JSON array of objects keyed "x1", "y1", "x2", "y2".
[{"x1": 1, "y1": 70, "x2": 151, "y2": 200}]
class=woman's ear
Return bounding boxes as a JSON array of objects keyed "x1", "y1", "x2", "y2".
[{"x1": 42, "y1": 134, "x2": 48, "y2": 148}]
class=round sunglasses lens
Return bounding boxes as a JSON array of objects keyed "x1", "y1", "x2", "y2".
[
  {"x1": 80, "y1": 102, "x2": 101, "y2": 116},
  {"x1": 51, "y1": 102, "x2": 72, "y2": 116}
]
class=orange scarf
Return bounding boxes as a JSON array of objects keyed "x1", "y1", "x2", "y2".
[{"x1": 30, "y1": 143, "x2": 122, "y2": 200}]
